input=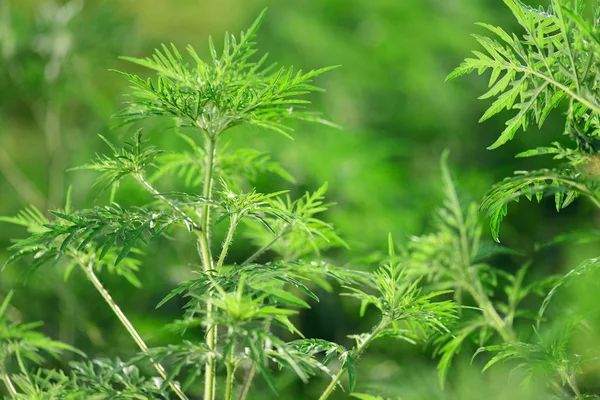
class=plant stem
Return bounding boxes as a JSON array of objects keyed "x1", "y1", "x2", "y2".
[
  {"x1": 318, "y1": 321, "x2": 387, "y2": 400},
  {"x1": 563, "y1": 371, "x2": 584, "y2": 400},
  {"x1": 225, "y1": 364, "x2": 235, "y2": 400},
  {"x1": 240, "y1": 227, "x2": 289, "y2": 266},
  {"x1": 224, "y1": 344, "x2": 236, "y2": 400},
  {"x1": 237, "y1": 364, "x2": 255, "y2": 400},
  {"x1": 238, "y1": 319, "x2": 272, "y2": 400},
  {"x1": 135, "y1": 174, "x2": 202, "y2": 231},
  {"x1": 2, "y1": 373, "x2": 17, "y2": 397},
  {"x1": 468, "y1": 283, "x2": 515, "y2": 343},
  {"x1": 216, "y1": 216, "x2": 238, "y2": 272},
  {"x1": 79, "y1": 262, "x2": 188, "y2": 400},
  {"x1": 445, "y1": 170, "x2": 516, "y2": 343},
  {"x1": 199, "y1": 137, "x2": 218, "y2": 400}
]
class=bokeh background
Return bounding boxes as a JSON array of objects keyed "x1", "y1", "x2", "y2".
[{"x1": 1, "y1": 0, "x2": 599, "y2": 399}]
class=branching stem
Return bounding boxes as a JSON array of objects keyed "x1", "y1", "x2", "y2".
[
  {"x1": 318, "y1": 320, "x2": 387, "y2": 400},
  {"x1": 135, "y1": 173, "x2": 202, "y2": 231}
]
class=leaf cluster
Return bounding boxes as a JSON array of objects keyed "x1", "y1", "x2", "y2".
[{"x1": 113, "y1": 10, "x2": 337, "y2": 139}]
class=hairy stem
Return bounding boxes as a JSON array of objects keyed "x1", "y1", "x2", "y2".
[
  {"x1": 225, "y1": 364, "x2": 235, "y2": 400},
  {"x1": 200, "y1": 137, "x2": 218, "y2": 400},
  {"x1": 224, "y1": 344, "x2": 236, "y2": 400},
  {"x1": 2, "y1": 373, "x2": 17, "y2": 397},
  {"x1": 216, "y1": 216, "x2": 238, "y2": 272},
  {"x1": 237, "y1": 364, "x2": 255, "y2": 400},
  {"x1": 319, "y1": 321, "x2": 387, "y2": 400},
  {"x1": 79, "y1": 261, "x2": 188, "y2": 400}
]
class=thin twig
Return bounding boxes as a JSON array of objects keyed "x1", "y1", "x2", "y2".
[
  {"x1": 237, "y1": 364, "x2": 255, "y2": 400},
  {"x1": 77, "y1": 259, "x2": 188, "y2": 400},
  {"x1": 318, "y1": 321, "x2": 387, "y2": 400},
  {"x1": 240, "y1": 228, "x2": 289, "y2": 266},
  {"x1": 135, "y1": 174, "x2": 202, "y2": 231}
]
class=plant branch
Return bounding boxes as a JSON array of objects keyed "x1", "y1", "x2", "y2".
[
  {"x1": 2, "y1": 373, "x2": 17, "y2": 397},
  {"x1": 238, "y1": 319, "x2": 272, "y2": 400},
  {"x1": 562, "y1": 370, "x2": 584, "y2": 400},
  {"x1": 216, "y1": 216, "x2": 238, "y2": 272},
  {"x1": 490, "y1": 62, "x2": 600, "y2": 115},
  {"x1": 240, "y1": 227, "x2": 289, "y2": 266},
  {"x1": 445, "y1": 164, "x2": 516, "y2": 343},
  {"x1": 135, "y1": 173, "x2": 202, "y2": 231},
  {"x1": 77, "y1": 258, "x2": 188, "y2": 400},
  {"x1": 318, "y1": 320, "x2": 387, "y2": 400},
  {"x1": 237, "y1": 364, "x2": 255, "y2": 400}
]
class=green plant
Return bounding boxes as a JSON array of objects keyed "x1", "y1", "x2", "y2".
[
  {"x1": 439, "y1": 0, "x2": 600, "y2": 398},
  {"x1": 1, "y1": 11, "x2": 457, "y2": 400}
]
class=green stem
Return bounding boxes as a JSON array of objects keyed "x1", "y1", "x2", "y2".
[
  {"x1": 240, "y1": 227, "x2": 289, "y2": 266},
  {"x1": 446, "y1": 170, "x2": 516, "y2": 343},
  {"x1": 237, "y1": 364, "x2": 255, "y2": 400},
  {"x1": 200, "y1": 137, "x2": 218, "y2": 400},
  {"x1": 319, "y1": 321, "x2": 387, "y2": 400},
  {"x1": 135, "y1": 174, "x2": 201, "y2": 231},
  {"x1": 563, "y1": 371, "x2": 584, "y2": 400},
  {"x1": 2, "y1": 373, "x2": 17, "y2": 397},
  {"x1": 216, "y1": 216, "x2": 238, "y2": 272},
  {"x1": 238, "y1": 319, "x2": 272, "y2": 400},
  {"x1": 225, "y1": 344, "x2": 236, "y2": 400},
  {"x1": 225, "y1": 364, "x2": 235, "y2": 400},
  {"x1": 476, "y1": 292, "x2": 515, "y2": 343},
  {"x1": 497, "y1": 63, "x2": 600, "y2": 115},
  {"x1": 79, "y1": 262, "x2": 188, "y2": 400}
]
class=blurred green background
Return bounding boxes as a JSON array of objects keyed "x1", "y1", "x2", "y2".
[{"x1": 1, "y1": 0, "x2": 598, "y2": 399}]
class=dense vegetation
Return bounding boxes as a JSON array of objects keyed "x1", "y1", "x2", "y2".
[{"x1": 2, "y1": 0, "x2": 600, "y2": 399}]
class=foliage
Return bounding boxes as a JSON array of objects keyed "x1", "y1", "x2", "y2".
[
  {"x1": 443, "y1": 0, "x2": 600, "y2": 398},
  {"x1": 449, "y1": 0, "x2": 600, "y2": 240},
  {"x1": 2, "y1": 1, "x2": 600, "y2": 399},
  {"x1": 1, "y1": 10, "x2": 455, "y2": 400}
]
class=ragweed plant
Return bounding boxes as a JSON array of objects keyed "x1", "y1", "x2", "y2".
[
  {"x1": 1, "y1": 10, "x2": 457, "y2": 400},
  {"x1": 445, "y1": 0, "x2": 600, "y2": 398}
]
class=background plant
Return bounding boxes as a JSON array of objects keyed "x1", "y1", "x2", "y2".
[{"x1": 441, "y1": 0, "x2": 600, "y2": 398}]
